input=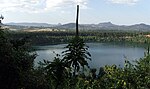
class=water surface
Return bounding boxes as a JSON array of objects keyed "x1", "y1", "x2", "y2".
[{"x1": 34, "y1": 43, "x2": 145, "y2": 68}]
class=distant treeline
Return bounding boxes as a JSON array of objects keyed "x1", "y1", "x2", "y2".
[{"x1": 9, "y1": 30, "x2": 150, "y2": 45}]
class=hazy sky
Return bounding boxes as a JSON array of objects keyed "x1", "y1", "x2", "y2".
[{"x1": 0, "y1": 0, "x2": 150, "y2": 25}]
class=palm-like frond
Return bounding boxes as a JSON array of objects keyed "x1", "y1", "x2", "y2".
[{"x1": 62, "y1": 36, "x2": 91, "y2": 76}]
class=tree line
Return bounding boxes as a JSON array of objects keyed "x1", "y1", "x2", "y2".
[{"x1": 9, "y1": 30, "x2": 150, "y2": 45}]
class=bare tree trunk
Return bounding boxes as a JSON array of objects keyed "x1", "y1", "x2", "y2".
[{"x1": 76, "y1": 5, "x2": 79, "y2": 37}]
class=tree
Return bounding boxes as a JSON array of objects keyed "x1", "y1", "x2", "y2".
[
  {"x1": 44, "y1": 56, "x2": 68, "y2": 89},
  {"x1": 62, "y1": 36, "x2": 91, "y2": 76},
  {"x1": 62, "y1": 5, "x2": 91, "y2": 77},
  {"x1": 0, "y1": 29, "x2": 36, "y2": 89},
  {"x1": 134, "y1": 53, "x2": 150, "y2": 88}
]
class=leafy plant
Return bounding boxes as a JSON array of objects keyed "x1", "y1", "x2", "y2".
[
  {"x1": 0, "y1": 29, "x2": 36, "y2": 89},
  {"x1": 43, "y1": 55, "x2": 68, "y2": 89},
  {"x1": 62, "y1": 36, "x2": 91, "y2": 76}
]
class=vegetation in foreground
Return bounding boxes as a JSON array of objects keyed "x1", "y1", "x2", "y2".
[{"x1": 0, "y1": 29, "x2": 150, "y2": 89}]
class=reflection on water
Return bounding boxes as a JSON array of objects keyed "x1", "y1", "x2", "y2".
[{"x1": 34, "y1": 43, "x2": 145, "y2": 68}]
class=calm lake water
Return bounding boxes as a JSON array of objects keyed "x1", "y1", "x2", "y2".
[{"x1": 34, "y1": 43, "x2": 145, "y2": 68}]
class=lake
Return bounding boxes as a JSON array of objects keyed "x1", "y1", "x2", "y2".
[{"x1": 34, "y1": 43, "x2": 145, "y2": 68}]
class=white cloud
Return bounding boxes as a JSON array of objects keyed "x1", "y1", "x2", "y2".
[
  {"x1": 0, "y1": 0, "x2": 88, "y2": 13},
  {"x1": 108, "y1": 0, "x2": 139, "y2": 5},
  {"x1": 45, "y1": 0, "x2": 88, "y2": 10},
  {"x1": 0, "y1": 0, "x2": 45, "y2": 13}
]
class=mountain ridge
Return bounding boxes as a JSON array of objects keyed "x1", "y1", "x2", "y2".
[{"x1": 5, "y1": 22, "x2": 150, "y2": 31}]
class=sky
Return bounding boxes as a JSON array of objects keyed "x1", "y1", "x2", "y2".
[{"x1": 0, "y1": 0, "x2": 150, "y2": 25}]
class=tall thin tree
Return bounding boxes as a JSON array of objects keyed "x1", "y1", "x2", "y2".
[
  {"x1": 76, "y1": 5, "x2": 79, "y2": 37},
  {"x1": 62, "y1": 5, "x2": 91, "y2": 77}
]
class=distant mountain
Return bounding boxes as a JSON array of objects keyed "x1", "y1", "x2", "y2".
[
  {"x1": 4, "y1": 22, "x2": 150, "y2": 31},
  {"x1": 98, "y1": 22, "x2": 116, "y2": 27},
  {"x1": 128, "y1": 23, "x2": 150, "y2": 31},
  {"x1": 5, "y1": 22, "x2": 56, "y2": 27},
  {"x1": 56, "y1": 22, "x2": 150, "y2": 31}
]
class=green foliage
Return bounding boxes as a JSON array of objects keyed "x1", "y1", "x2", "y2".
[
  {"x1": 62, "y1": 36, "x2": 91, "y2": 76},
  {"x1": 44, "y1": 56, "x2": 68, "y2": 89},
  {"x1": 10, "y1": 30, "x2": 150, "y2": 46},
  {"x1": 36, "y1": 53, "x2": 70, "y2": 89},
  {"x1": 1, "y1": 28, "x2": 150, "y2": 89},
  {"x1": 0, "y1": 29, "x2": 36, "y2": 89},
  {"x1": 68, "y1": 53, "x2": 150, "y2": 89},
  {"x1": 134, "y1": 54, "x2": 150, "y2": 88}
]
